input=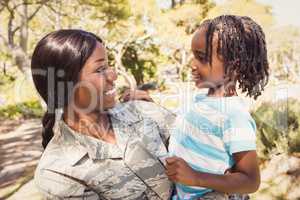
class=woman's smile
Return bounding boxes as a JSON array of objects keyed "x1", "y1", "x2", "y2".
[{"x1": 104, "y1": 86, "x2": 117, "y2": 96}]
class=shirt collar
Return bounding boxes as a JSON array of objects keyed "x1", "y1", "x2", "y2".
[
  {"x1": 54, "y1": 101, "x2": 142, "y2": 164},
  {"x1": 57, "y1": 120, "x2": 122, "y2": 164},
  {"x1": 194, "y1": 93, "x2": 249, "y2": 112}
]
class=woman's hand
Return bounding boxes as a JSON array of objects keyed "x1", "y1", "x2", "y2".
[
  {"x1": 165, "y1": 156, "x2": 200, "y2": 186},
  {"x1": 120, "y1": 89, "x2": 153, "y2": 102}
]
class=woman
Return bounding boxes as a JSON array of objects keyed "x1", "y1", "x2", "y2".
[{"x1": 32, "y1": 29, "x2": 175, "y2": 199}]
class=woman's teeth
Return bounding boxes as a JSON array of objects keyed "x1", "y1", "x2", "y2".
[{"x1": 105, "y1": 88, "x2": 116, "y2": 95}]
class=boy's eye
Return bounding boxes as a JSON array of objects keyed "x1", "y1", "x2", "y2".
[{"x1": 193, "y1": 51, "x2": 207, "y2": 63}]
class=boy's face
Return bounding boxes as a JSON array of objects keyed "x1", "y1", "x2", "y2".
[{"x1": 190, "y1": 27, "x2": 225, "y2": 89}]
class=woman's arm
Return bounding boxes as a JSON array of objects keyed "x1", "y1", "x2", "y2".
[
  {"x1": 35, "y1": 168, "x2": 101, "y2": 199},
  {"x1": 165, "y1": 151, "x2": 260, "y2": 194}
]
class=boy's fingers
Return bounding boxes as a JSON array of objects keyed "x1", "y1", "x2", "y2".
[
  {"x1": 165, "y1": 163, "x2": 178, "y2": 172},
  {"x1": 166, "y1": 169, "x2": 177, "y2": 177},
  {"x1": 167, "y1": 174, "x2": 178, "y2": 182},
  {"x1": 166, "y1": 156, "x2": 179, "y2": 164}
]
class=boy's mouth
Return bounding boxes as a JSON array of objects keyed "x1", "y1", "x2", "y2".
[{"x1": 191, "y1": 72, "x2": 203, "y2": 82}]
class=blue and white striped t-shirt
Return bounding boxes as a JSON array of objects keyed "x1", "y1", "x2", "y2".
[{"x1": 169, "y1": 94, "x2": 257, "y2": 200}]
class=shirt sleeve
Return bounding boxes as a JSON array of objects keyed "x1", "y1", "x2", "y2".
[{"x1": 222, "y1": 113, "x2": 257, "y2": 155}]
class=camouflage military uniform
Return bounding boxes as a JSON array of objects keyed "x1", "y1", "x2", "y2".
[
  {"x1": 34, "y1": 101, "x2": 176, "y2": 200},
  {"x1": 34, "y1": 100, "x2": 249, "y2": 200}
]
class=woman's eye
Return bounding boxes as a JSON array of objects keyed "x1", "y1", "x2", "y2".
[{"x1": 96, "y1": 66, "x2": 107, "y2": 73}]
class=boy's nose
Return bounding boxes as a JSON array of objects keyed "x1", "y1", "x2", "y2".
[{"x1": 190, "y1": 59, "x2": 198, "y2": 70}]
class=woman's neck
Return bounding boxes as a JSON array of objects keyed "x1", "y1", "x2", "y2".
[{"x1": 62, "y1": 105, "x2": 116, "y2": 144}]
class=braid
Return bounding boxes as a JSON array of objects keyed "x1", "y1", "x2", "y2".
[
  {"x1": 41, "y1": 111, "x2": 55, "y2": 149},
  {"x1": 239, "y1": 16, "x2": 269, "y2": 99},
  {"x1": 202, "y1": 15, "x2": 269, "y2": 99}
]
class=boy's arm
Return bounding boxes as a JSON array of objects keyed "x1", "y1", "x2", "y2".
[{"x1": 165, "y1": 151, "x2": 260, "y2": 194}]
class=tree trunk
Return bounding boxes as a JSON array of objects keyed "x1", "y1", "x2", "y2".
[
  {"x1": 15, "y1": 0, "x2": 29, "y2": 73},
  {"x1": 171, "y1": 0, "x2": 176, "y2": 8}
]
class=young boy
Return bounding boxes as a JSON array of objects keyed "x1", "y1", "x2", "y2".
[{"x1": 166, "y1": 15, "x2": 269, "y2": 200}]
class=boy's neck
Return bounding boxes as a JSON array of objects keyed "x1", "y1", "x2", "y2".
[{"x1": 207, "y1": 86, "x2": 237, "y2": 97}]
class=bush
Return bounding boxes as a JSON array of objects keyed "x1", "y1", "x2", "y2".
[
  {"x1": 0, "y1": 100, "x2": 44, "y2": 120},
  {"x1": 252, "y1": 98, "x2": 300, "y2": 159}
]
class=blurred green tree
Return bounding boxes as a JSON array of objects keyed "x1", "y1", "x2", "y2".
[{"x1": 121, "y1": 35, "x2": 160, "y2": 85}]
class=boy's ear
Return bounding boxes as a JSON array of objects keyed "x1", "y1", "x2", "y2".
[{"x1": 224, "y1": 73, "x2": 238, "y2": 96}]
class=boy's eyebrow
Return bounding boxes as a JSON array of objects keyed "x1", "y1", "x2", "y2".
[{"x1": 193, "y1": 50, "x2": 206, "y2": 56}]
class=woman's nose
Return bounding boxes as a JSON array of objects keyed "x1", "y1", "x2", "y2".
[{"x1": 105, "y1": 67, "x2": 117, "y2": 82}]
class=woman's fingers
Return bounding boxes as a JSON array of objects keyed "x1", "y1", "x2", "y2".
[
  {"x1": 120, "y1": 89, "x2": 153, "y2": 102},
  {"x1": 119, "y1": 89, "x2": 131, "y2": 101}
]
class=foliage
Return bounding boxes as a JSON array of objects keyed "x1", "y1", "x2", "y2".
[
  {"x1": 0, "y1": 69, "x2": 16, "y2": 86},
  {"x1": 121, "y1": 36, "x2": 160, "y2": 85},
  {"x1": 0, "y1": 100, "x2": 44, "y2": 120},
  {"x1": 0, "y1": 0, "x2": 132, "y2": 74},
  {"x1": 267, "y1": 26, "x2": 300, "y2": 82},
  {"x1": 81, "y1": 0, "x2": 132, "y2": 28},
  {"x1": 253, "y1": 99, "x2": 300, "y2": 159}
]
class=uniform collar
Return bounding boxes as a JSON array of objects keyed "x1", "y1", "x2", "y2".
[
  {"x1": 54, "y1": 102, "x2": 142, "y2": 165},
  {"x1": 57, "y1": 120, "x2": 122, "y2": 165}
]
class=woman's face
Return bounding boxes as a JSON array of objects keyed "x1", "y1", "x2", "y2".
[
  {"x1": 190, "y1": 27, "x2": 225, "y2": 89},
  {"x1": 73, "y1": 42, "x2": 117, "y2": 112}
]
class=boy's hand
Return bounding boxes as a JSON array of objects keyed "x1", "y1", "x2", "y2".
[
  {"x1": 165, "y1": 156, "x2": 200, "y2": 186},
  {"x1": 120, "y1": 89, "x2": 153, "y2": 102}
]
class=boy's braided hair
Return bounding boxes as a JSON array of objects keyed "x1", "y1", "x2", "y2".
[{"x1": 198, "y1": 15, "x2": 269, "y2": 99}]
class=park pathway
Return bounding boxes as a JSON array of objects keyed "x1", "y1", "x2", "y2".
[{"x1": 0, "y1": 119, "x2": 43, "y2": 199}]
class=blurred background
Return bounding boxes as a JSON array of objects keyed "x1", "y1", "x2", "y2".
[{"x1": 0, "y1": 0, "x2": 300, "y2": 199}]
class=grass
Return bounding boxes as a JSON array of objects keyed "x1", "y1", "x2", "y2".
[{"x1": 0, "y1": 100, "x2": 44, "y2": 120}]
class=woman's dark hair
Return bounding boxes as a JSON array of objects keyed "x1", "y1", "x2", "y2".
[
  {"x1": 197, "y1": 15, "x2": 269, "y2": 99},
  {"x1": 31, "y1": 29, "x2": 103, "y2": 149}
]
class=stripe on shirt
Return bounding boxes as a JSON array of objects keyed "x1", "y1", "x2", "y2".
[
  {"x1": 171, "y1": 138, "x2": 228, "y2": 173},
  {"x1": 223, "y1": 127, "x2": 256, "y2": 143},
  {"x1": 184, "y1": 111, "x2": 224, "y2": 137},
  {"x1": 224, "y1": 140, "x2": 256, "y2": 155},
  {"x1": 176, "y1": 184, "x2": 213, "y2": 200},
  {"x1": 173, "y1": 129, "x2": 229, "y2": 163},
  {"x1": 179, "y1": 116, "x2": 226, "y2": 152},
  {"x1": 193, "y1": 103, "x2": 228, "y2": 126}
]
